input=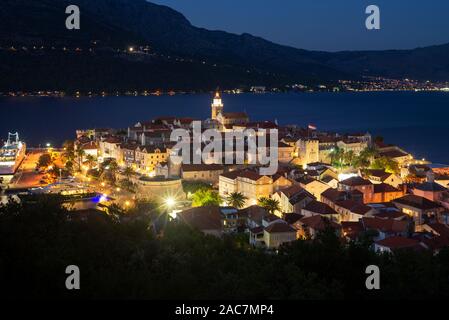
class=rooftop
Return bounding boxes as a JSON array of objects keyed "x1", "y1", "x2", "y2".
[
  {"x1": 375, "y1": 236, "x2": 421, "y2": 250},
  {"x1": 393, "y1": 195, "x2": 441, "y2": 210},
  {"x1": 264, "y1": 222, "x2": 296, "y2": 233},
  {"x1": 303, "y1": 200, "x2": 337, "y2": 215}
]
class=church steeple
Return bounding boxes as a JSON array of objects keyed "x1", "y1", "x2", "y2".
[{"x1": 211, "y1": 89, "x2": 224, "y2": 120}]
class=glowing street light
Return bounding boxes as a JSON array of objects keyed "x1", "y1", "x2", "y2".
[{"x1": 165, "y1": 197, "x2": 176, "y2": 208}]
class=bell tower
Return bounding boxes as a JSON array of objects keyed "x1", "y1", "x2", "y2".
[{"x1": 211, "y1": 90, "x2": 224, "y2": 120}]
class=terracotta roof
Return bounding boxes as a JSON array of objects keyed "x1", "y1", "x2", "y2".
[
  {"x1": 425, "y1": 223, "x2": 449, "y2": 239},
  {"x1": 238, "y1": 170, "x2": 265, "y2": 181},
  {"x1": 362, "y1": 217, "x2": 409, "y2": 233},
  {"x1": 220, "y1": 170, "x2": 242, "y2": 180},
  {"x1": 393, "y1": 195, "x2": 442, "y2": 210},
  {"x1": 103, "y1": 137, "x2": 122, "y2": 144},
  {"x1": 414, "y1": 182, "x2": 447, "y2": 192},
  {"x1": 366, "y1": 169, "x2": 392, "y2": 180},
  {"x1": 281, "y1": 185, "x2": 305, "y2": 198},
  {"x1": 178, "y1": 117, "x2": 196, "y2": 124},
  {"x1": 81, "y1": 141, "x2": 98, "y2": 150},
  {"x1": 264, "y1": 222, "x2": 296, "y2": 233},
  {"x1": 222, "y1": 112, "x2": 249, "y2": 119},
  {"x1": 182, "y1": 164, "x2": 224, "y2": 172},
  {"x1": 299, "y1": 215, "x2": 341, "y2": 231},
  {"x1": 340, "y1": 176, "x2": 372, "y2": 187},
  {"x1": 298, "y1": 176, "x2": 317, "y2": 185},
  {"x1": 321, "y1": 188, "x2": 347, "y2": 202},
  {"x1": 419, "y1": 236, "x2": 449, "y2": 251},
  {"x1": 284, "y1": 213, "x2": 304, "y2": 225},
  {"x1": 245, "y1": 121, "x2": 278, "y2": 129},
  {"x1": 374, "y1": 183, "x2": 400, "y2": 193},
  {"x1": 304, "y1": 200, "x2": 338, "y2": 215},
  {"x1": 239, "y1": 205, "x2": 267, "y2": 223},
  {"x1": 375, "y1": 236, "x2": 421, "y2": 250},
  {"x1": 336, "y1": 200, "x2": 372, "y2": 215}
]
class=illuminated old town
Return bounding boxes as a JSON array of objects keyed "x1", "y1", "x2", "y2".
[{"x1": 1, "y1": 0, "x2": 449, "y2": 306}]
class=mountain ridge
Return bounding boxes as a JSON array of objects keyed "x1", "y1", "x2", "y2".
[{"x1": 1, "y1": 0, "x2": 448, "y2": 92}]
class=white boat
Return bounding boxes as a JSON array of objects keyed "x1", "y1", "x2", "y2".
[{"x1": 0, "y1": 132, "x2": 26, "y2": 176}]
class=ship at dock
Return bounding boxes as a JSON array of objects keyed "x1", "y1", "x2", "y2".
[{"x1": 0, "y1": 132, "x2": 26, "y2": 176}]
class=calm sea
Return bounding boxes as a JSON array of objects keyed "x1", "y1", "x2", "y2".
[{"x1": 1, "y1": 92, "x2": 448, "y2": 163}]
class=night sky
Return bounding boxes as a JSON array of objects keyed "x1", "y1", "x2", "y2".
[{"x1": 151, "y1": 0, "x2": 449, "y2": 52}]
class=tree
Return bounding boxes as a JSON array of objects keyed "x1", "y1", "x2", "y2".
[
  {"x1": 258, "y1": 197, "x2": 280, "y2": 214},
  {"x1": 37, "y1": 153, "x2": 52, "y2": 168},
  {"x1": 62, "y1": 140, "x2": 75, "y2": 162},
  {"x1": 370, "y1": 156, "x2": 399, "y2": 174},
  {"x1": 329, "y1": 147, "x2": 345, "y2": 169},
  {"x1": 343, "y1": 150, "x2": 355, "y2": 167},
  {"x1": 226, "y1": 192, "x2": 247, "y2": 209},
  {"x1": 65, "y1": 160, "x2": 74, "y2": 174},
  {"x1": 100, "y1": 159, "x2": 119, "y2": 183},
  {"x1": 353, "y1": 146, "x2": 379, "y2": 169},
  {"x1": 182, "y1": 181, "x2": 212, "y2": 195},
  {"x1": 123, "y1": 166, "x2": 134, "y2": 181},
  {"x1": 85, "y1": 154, "x2": 95, "y2": 170},
  {"x1": 191, "y1": 188, "x2": 222, "y2": 207},
  {"x1": 76, "y1": 148, "x2": 85, "y2": 170}
]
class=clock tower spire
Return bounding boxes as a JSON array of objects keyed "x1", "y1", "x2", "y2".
[{"x1": 211, "y1": 89, "x2": 224, "y2": 120}]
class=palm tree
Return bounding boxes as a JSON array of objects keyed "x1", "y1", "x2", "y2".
[
  {"x1": 329, "y1": 147, "x2": 345, "y2": 169},
  {"x1": 62, "y1": 140, "x2": 75, "y2": 161},
  {"x1": 258, "y1": 197, "x2": 280, "y2": 214},
  {"x1": 344, "y1": 150, "x2": 355, "y2": 167},
  {"x1": 85, "y1": 154, "x2": 95, "y2": 170},
  {"x1": 226, "y1": 192, "x2": 247, "y2": 209},
  {"x1": 76, "y1": 148, "x2": 85, "y2": 171},
  {"x1": 108, "y1": 159, "x2": 119, "y2": 182},
  {"x1": 353, "y1": 146, "x2": 380, "y2": 169},
  {"x1": 123, "y1": 166, "x2": 135, "y2": 181}
]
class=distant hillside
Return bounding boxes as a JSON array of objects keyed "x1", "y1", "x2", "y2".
[{"x1": 1, "y1": 0, "x2": 448, "y2": 92}]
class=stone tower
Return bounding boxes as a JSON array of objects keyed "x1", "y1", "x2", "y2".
[{"x1": 211, "y1": 90, "x2": 224, "y2": 120}]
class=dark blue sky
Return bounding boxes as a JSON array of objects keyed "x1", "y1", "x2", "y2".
[{"x1": 151, "y1": 0, "x2": 449, "y2": 52}]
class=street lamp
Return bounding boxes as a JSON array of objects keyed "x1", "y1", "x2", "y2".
[{"x1": 165, "y1": 197, "x2": 176, "y2": 208}]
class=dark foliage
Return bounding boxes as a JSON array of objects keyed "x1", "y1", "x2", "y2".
[{"x1": 1, "y1": 196, "x2": 449, "y2": 299}]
